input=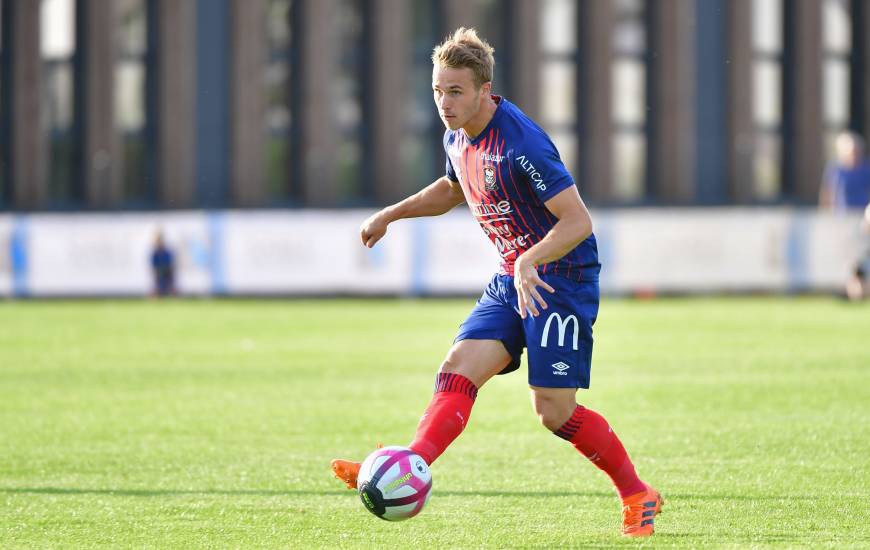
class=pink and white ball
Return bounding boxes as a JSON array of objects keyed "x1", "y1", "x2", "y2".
[{"x1": 357, "y1": 446, "x2": 432, "y2": 521}]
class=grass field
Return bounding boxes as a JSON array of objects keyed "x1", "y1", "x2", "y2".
[{"x1": 1, "y1": 297, "x2": 869, "y2": 549}]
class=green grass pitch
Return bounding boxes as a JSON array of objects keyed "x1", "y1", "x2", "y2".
[{"x1": 1, "y1": 297, "x2": 869, "y2": 548}]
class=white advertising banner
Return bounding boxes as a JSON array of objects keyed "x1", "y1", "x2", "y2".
[
  {"x1": 2, "y1": 208, "x2": 864, "y2": 296},
  {"x1": 803, "y1": 213, "x2": 866, "y2": 289},
  {"x1": 602, "y1": 209, "x2": 792, "y2": 292},
  {"x1": 24, "y1": 213, "x2": 211, "y2": 296},
  {"x1": 418, "y1": 213, "x2": 501, "y2": 294},
  {"x1": 0, "y1": 216, "x2": 15, "y2": 297},
  {"x1": 221, "y1": 210, "x2": 414, "y2": 294}
]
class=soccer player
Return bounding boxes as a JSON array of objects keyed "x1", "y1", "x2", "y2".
[
  {"x1": 332, "y1": 28, "x2": 663, "y2": 537},
  {"x1": 819, "y1": 132, "x2": 870, "y2": 301}
]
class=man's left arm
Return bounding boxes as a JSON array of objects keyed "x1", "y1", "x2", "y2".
[{"x1": 513, "y1": 186, "x2": 593, "y2": 318}]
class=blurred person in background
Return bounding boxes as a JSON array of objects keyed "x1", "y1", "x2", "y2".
[
  {"x1": 819, "y1": 132, "x2": 870, "y2": 301},
  {"x1": 846, "y1": 204, "x2": 870, "y2": 301},
  {"x1": 819, "y1": 132, "x2": 870, "y2": 212},
  {"x1": 150, "y1": 230, "x2": 176, "y2": 297},
  {"x1": 331, "y1": 28, "x2": 662, "y2": 537}
]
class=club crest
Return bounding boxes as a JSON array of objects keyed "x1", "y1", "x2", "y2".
[{"x1": 484, "y1": 166, "x2": 497, "y2": 190}]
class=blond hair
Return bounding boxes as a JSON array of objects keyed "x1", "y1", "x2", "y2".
[{"x1": 431, "y1": 27, "x2": 495, "y2": 89}]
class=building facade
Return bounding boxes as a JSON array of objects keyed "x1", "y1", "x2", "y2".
[{"x1": 0, "y1": 0, "x2": 868, "y2": 211}]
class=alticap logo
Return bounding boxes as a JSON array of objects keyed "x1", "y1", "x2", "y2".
[{"x1": 515, "y1": 154, "x2": 546, "y2": 191}]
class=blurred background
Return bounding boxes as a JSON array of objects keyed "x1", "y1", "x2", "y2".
[{"x1": 0, "y1": 0, "x2": 868, "y2": 297}]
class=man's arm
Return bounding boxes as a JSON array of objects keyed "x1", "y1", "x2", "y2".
[
  {"x1": 360, "y1": 176, "x2": 465, "y2": 248},
  {"x1": 513, "y1": 185, "x2": 593, "y2": 317}
]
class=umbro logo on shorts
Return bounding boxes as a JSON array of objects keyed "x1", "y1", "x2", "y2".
[{"x1": 551, "y1": 361, "x2": 570, "y2": 375}]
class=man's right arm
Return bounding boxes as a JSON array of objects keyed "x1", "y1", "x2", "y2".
[{"x1": 360, "y1": 176, "x2": 465, "y2": 248}]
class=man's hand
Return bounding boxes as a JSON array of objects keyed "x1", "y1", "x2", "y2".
[
  {"x1": 360, "y1": 211, "x2": 390, "y2": 248},
  {"x1": 513, "y1": 255, "x2": 555, "y2": 319},
  {"x1": 357, "y1": 177, "x2": 464, "y2": 248}
]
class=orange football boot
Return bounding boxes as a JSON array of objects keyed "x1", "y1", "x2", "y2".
[
  {"x1": 331, "y1": 444, "x2": 383, "y2": 489},
  {"x1": 621, "y1": 484, "x2": 664, "y2": 537},
  {"x1": 330, "y1": 459, "x2": 361, "y2": 490}
]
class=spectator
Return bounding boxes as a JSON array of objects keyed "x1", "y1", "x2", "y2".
[
  {"x1": 846, "y1": 204, "x2": 870, "y2": 301},
  {"x1": 150, "y1": 230, "x2": 176, "y2": 297},
  {"x1": 819, "y1": 131, "x2": 870, "y2": 212},
  {"x1": 819, "y1": 132, "x2": 870, "y2": 301}
]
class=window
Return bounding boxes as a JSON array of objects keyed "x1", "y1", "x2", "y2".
[
  {"x1": 115, "y1": 0, "x2": 152, "y2": 205},
  {"x1": 41, "y1": 0, "x2": 79, "y2": 205},
  {"x1": 0, "y1": 0, "x2": 6, "y2": 206},
  {"x1": 611, "y1": 0, "x2": 647, "y2": 202},
  {"x1": 540, "y1": 0, "x2": 577, "y2": 176},
  {"x1": 402, "y1": 0, "x2": 440, "y2": 195},
  {"x1": 471, "y1": 0, "x2": 509, "y2": 97},
  {"x1": 334, "y1": 0, "x2": 364, "y2": 204},
  {"x1": 264, "y1": 0, "x2": 294, "y2": 202},
  {"x1": 540, "y1": 0, "x2": 648, "y2": 203},
  {"x1": 751, "y1": 0, "x2": 783, "y2": 201},
  {"x1": 821, "y1": 0, "x2": 851, "y2": 161}
]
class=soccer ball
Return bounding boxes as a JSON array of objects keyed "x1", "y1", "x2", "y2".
[{"x1": 357, "y1": 446, "x2": 432, "y2": 521}]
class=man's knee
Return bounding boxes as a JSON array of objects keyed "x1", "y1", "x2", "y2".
[
  {"x1": 438, "y1": 345, "x2": 463, "y2": 374},
  {"x1": 437, "y1": 340, "x2": 512, "y2": 388},
  {"x1": 530, "y1": 387, "x2": 577, "y2": 431}
]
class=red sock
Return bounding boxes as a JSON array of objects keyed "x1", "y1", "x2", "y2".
[
  {"x1": 408, "y1": 372, "x2": 478, "y2": 466},
  {"x1": 554, "y1": 405, "x2": 646, "y2": 498}
]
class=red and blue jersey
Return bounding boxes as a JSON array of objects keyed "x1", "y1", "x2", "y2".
[{"x1": 444, "y1": 96, "x2": 599, "y2": 281}]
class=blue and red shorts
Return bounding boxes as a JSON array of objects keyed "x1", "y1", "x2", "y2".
[{"x1": 455, "y1": 272, "x2": 600, "y2": 389}]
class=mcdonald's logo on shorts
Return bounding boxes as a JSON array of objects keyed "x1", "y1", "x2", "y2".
[{"x1": 540, "y1": 312, "x2": 579, "y2": 350}]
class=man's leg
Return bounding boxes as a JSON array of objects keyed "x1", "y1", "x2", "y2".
[
  {"x1": 530, "y1": 386, "x2": 662, "y2": 537},
  {"x1": 531, "y1": 386, "x2": 646, "y2": 497},
  {"x1": 332, "y1": 339, "x2": 511, "y2": 488},
  {"x1": 408, "y1": 339, "x2": 511, "y2": 465}
]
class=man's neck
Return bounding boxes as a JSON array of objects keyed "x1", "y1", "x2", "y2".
[{"x1": 462, "y1": 95, "x2": 498, "y2": 139}]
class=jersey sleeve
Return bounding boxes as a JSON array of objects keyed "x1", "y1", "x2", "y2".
[
  {"x1": 446, "y1": 158, "x2": 459, "y2": 182},
  {"x1": 514, "y1": 131, "x2": 575, "y2": 202},
  {"x1": 443, "y1": 130, "x2": 459, "y2": 182}
]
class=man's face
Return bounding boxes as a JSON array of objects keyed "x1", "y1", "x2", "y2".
[{"x1": 432, "y1": 65, "x2": 490, "y2": 131}]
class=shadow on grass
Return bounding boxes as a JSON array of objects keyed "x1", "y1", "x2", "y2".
[
  {"x1": 0, "y1": 487, "x2": 823, "y2": 501},
  {"x1": 658, "y1": 532, "x2": 812, "y2": 544},
  {"x1": 1, "y1": 487, "x2": 348, "y2": 497},
  {"x1": 1, "y1": 487, "x2": 611, "y2": 498}
]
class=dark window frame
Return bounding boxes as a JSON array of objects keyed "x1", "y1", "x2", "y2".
[{"x1": 117, "y1": 0, "x2": 158, "y2": 209}]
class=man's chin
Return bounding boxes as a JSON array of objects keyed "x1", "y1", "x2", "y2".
[{"x1": 441, "y1": 118, "x2": 461, "y2": 131}]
